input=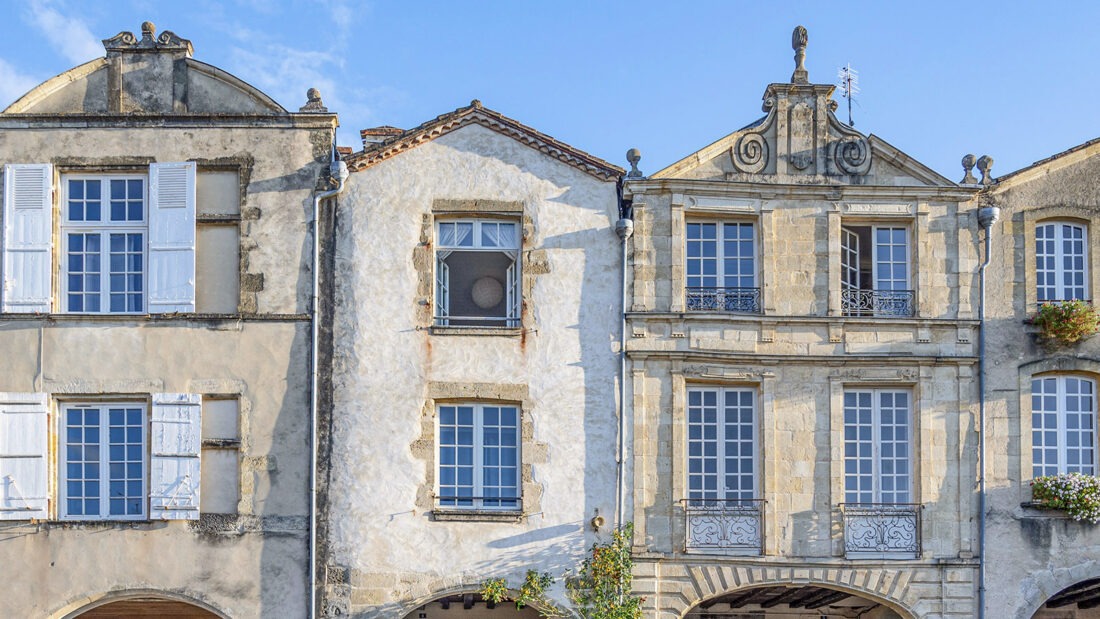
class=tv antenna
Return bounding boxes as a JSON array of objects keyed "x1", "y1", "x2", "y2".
[{"x1": 837, "y1": 63, "x2": 859, "y2": 126}]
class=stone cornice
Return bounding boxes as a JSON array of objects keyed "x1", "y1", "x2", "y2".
[
  {"x1": 624, "y1": 178, "x2": 979, "y2": 202},
  {"x1": 344, "y1": 100, "x2": 624, "y2": 181},
  {"x1": 0, "y1": 114, "x2": 337, "y2": 129}
]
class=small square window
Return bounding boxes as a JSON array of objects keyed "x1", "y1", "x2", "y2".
[{"x1": 435, "y1": 220, "x2": 520, "y2": 327}]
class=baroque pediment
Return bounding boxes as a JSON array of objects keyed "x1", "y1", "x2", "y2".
[{"x1": 653, "y1": 26, "x2": 953, "y2": 187}]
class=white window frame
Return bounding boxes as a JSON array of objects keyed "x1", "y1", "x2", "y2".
[
  {"x1": 686, "y1": 387, "x2": 758, "y2": 504},
  {"x1": 1035, "y1": 221, "x2": 1089, "y2": 304},
  {"x1": 843, "y1": 389, "x2": 912, "y2": 505},
  {"x1": 685, "y1": 221, "x2": 758, "y2": 290},
  {"x1": 840, "y1": 224, "x2": 910, "y2": 292},
  {"x1": 60, "y1": 174, "x2": 148, "y2": 314},
  {"x1": 434, "y1": 219, "x2": 521, "y2": 327},
  {"x1": 437, "y1": 402, "x2": 521, "y2": 511},
  {"x1": 1032, "y1": 375, "x2": 1097, "y2": 477},
  {"x1": 59, "y1": 401, "x2": 147, "y2": 521}
]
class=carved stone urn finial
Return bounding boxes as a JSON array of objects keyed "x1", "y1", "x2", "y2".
[
  {"x1": 299, "y1": 88, "x2": 328, "y2": 113},
  {"x1": 976, "y1": 155, "x2": 994, "y2": 185},
  {"x1": 626, "y1": 148, "x2": 643, "y2": 178},
  {"x1": 791, "y1": 25, "x2": 809, "y2": 84},
  {"x1": 961, "y1": 154, "x2": 978, "y2": 184}
]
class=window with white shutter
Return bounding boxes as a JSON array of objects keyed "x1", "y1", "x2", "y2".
[
  {"x1": 0, "y1": 393, "x2": 48, "y2": 520},
  {"x1": 149, "y1": 393, "x2": 201, "y2": 520},
  {"x1": 2, "y1": 164, "x2": 53, "y2": 313},
  {"x1": 2, "y1": 162, "x2": 198, "y2": 315},
  {"x1": 148, "y1": 162, "x2": 197, "y2": 313}
]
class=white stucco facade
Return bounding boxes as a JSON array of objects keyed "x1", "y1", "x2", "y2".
[{"x1": 322, "y1": 114, "x2": 624, "y2": 617}]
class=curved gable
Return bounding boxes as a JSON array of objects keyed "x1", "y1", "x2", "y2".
[{"x1": 4, "y1": 24, "x2": 287, "y2": 116}]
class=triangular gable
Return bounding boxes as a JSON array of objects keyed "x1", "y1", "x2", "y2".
[{"x1": 344, "y1": 100, "x2": 624, "y2": 182}]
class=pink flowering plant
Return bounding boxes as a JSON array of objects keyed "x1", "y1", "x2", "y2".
[
  {"x1": 1031, "y1": 473, "x2": 1100, "y2": 522},
  {"x1": 1030, "y1": 300, "x2": 1099, "y2": 344}
]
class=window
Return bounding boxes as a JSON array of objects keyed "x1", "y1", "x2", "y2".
[
  {"x1": 841, "y1": 225, "x2": 913, "y2": 317},
  {"x1": 844, "y1": 389, "x2": 911, "y2": 504},
  {"x1": 2, "y1": 162, "x2": 196, "y2": 314},
  {"x1": 435, "y1": 219, "x2": 520, "y2": 327},
  {"x1": 437, "y1": 403, "x2": 520, "y2": 510},
  {"x1": 1032, "y1": 376, "x2": 1096, "y2": 477},
  {"x1": 0, "y1": 392, "x2": 201, "y2": 522},
  {"x1": 61, "y1": 403, "x2": 146, "y2": 519},
  {"x1": 62, "y1": 176, "x2": 146, "y2": 313},
  {"x1": 1036, "y1": 222, "x2": 1088, "y2": 304},
  {"x1": 687, "y1": 387, "x2": 757, "y2": 504},
  {"x1": 685, "y1": 221, "x2": 759, "y2": 313}
]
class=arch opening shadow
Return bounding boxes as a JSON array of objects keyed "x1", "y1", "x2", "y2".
[
  {"x1": 402, "y1": 592, "x2": 544, "y2": 618},
  {"x1": 73, "y1": 598, "x2": 220, "y2": 618},
  {"x1": 685, "y1": 584, "x2": 905, "y2": 618},
  {"x1": 1033, "y1": 578, "x2": 1100, "y2": 618}
]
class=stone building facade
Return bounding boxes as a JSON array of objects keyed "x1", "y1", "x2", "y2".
[
  {"x1": 0, "y1": 23, "x2": 336, "y2": 618},
  {"x1": 981, "y1": 139, "x2": 1100, "y2": 618},
  {"x1": 318, "y1": 102, "x2": 625, "y2": 617},
  {"x1": 621, "y1": 31, "x2": 984, "y2": 618}
]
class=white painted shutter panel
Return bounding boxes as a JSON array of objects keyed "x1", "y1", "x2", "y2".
[
  {"x1": 0, "y1": 393, "x2": 48, "y2": 520},
  {"x1": 149, "y1": 393, "x2": 201, "y2": 519},
  {"x1": 2, "y1": 164, "x2": 53, "y2": 313},
  {"x1": 148, "y1": 162, "x2": 196, "y2": 313}
]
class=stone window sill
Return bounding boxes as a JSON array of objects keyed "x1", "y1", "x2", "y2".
[
  {"x1": 430, "y1": 326, "x2": 522, "y2": 337},
  {"x1": 431, "y1": 509, "x2": 524, "y2": 523},
  {"x1": 1020, "y1": 501, "x2": 1072, "y2": 518}
]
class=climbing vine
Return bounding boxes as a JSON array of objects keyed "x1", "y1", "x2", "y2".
[
  {"x1": 479, "y1": 570, "x2": 562, "y2": 617},
  {"x1": 567, "y1": 523, "x2": 644, "y2": 619}
]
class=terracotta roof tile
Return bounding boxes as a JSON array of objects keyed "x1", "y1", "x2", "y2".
[{"x1": 345, "y1": 100, "x2": 623, "y2": 181}]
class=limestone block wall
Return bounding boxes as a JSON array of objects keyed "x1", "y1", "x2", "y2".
[
  {"x1": 981, "y1": 150, "x2": 1100, "y2": 618},
  {"x1": 324, "y1": 123, "x2": 621, "y2": 617}
]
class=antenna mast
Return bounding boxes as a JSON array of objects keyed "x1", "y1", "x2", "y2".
[{"x1": 837, "y1": 63, "x2": 859, "y2": 126}]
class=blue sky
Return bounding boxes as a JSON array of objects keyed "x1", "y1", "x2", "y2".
[{"x1": 1, "y1": 1, "x2": 1097, "y2": 180}]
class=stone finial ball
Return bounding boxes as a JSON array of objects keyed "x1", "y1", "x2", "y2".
[
  {"x1": 307, "y1": 88, "x2": 321, "y2": 102},
  {"x1": 141, "y1": 21, "x2": 155, "y2": 37},
  {"x1": 976, "y1": 155, "x2": 993, "y2": 171},
  {"x1": 962, "y1": 154, "x2": 976, "y2": 168},
  {"x1": 626, "y1": 148, "x2": 641, "y2": 164}
]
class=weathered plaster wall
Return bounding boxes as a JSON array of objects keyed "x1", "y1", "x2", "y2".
[
  {"x1": 0, "y1": 320, "x2": 310, "y2": 618},
  {"x1": 325, "y1": 123, "x2": 620, "y2": 616},
  {"x1": 0, "y1": 122, "x2": 331, "y2": 314},
  {"x1": 982, "y1": 150, "x2": 1100, "y2": 618},
  {"x1": 0, "y1": 105, "x2": 333, "y2": 616}
]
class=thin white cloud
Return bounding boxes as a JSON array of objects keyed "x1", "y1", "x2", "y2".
[
  {"x1": 0, "y1": 58, "x2": 42, "y2": 109},
  {"x1": 25, "y1": 0, "x2": 103, "y2": 65}
]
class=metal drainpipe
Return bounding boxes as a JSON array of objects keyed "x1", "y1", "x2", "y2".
[
  {"x1": 976, "y1": 203, "x2": 1000, "y2": 619},
  {"x1": 614, "y1": 203, "x2": 634, "y2": 529},
  {"x1": 310, "y1": 143, "x2": 349, "y2": 619}
]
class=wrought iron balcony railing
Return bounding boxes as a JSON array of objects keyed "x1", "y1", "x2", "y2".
[
  {"x1": 686, "y1": 287, "x2": 762, "y2": 314},
  {"x1": 841, "y1": 288, "x2": 915, "y2": 317},
  {"x1": 681, "y1": 498, "x2": 765, "y2": 555},
  {"x1": 840, "y1": 503, "x2": 921, "y2": 558},
  {"x1": 436, "y1": 495, "x2": 522, "y2": 510}
]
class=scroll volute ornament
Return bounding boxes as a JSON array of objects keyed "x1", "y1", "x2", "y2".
[{"x1": 832, "y1": 135, "x2": 871, "y2": 175}]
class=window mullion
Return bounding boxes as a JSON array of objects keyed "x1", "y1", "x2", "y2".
[
  {"x1": 871, "y1": 392, "x2": 882, "y2": 502},
  {"x1": 473, "y1": 404, "x2": 485, "y2": 504},
  {"x1": 99, "y1": 407, "x2": 110, "y2": 518},
  {"x1": 1058, "y1": 381, "x2": 1068, "y2": 474},
  {"x1": 717, "y1": 389, "x2": 728, "y2": 501}
]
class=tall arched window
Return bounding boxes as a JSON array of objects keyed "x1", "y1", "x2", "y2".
[
  {"x1": 1032, "y1": 375, "x2": 1097, "y2": 477},
  {"x1": 1035, "y1": 221, "x2": 1089, "y2": 303}
]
